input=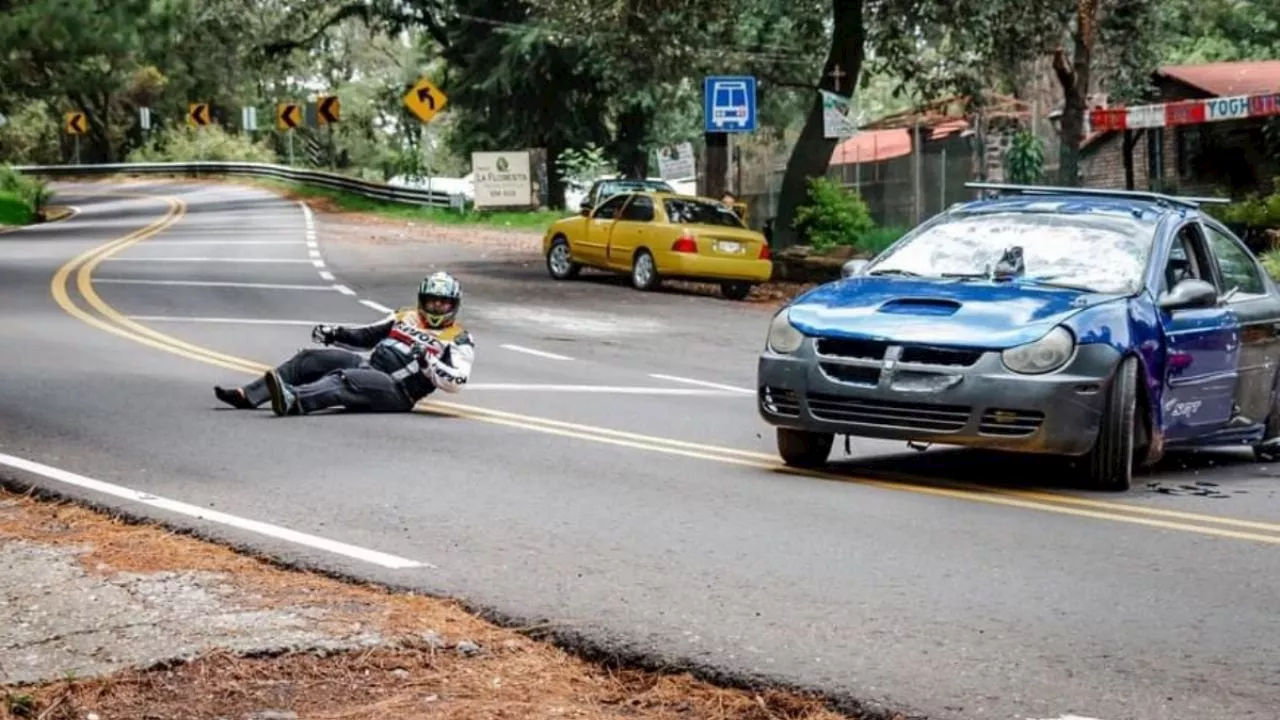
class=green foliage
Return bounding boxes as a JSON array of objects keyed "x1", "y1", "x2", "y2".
[
  {"x1": 0, "y1": 101, "x2": 62, "y2": 165},
  {"x1": 1003, "y1": 131, "x2": 1045, "y2": 184},
  {"x1": 792, "y1": 177, "x2": 877, "y2": 253},
  {"x1": 555, "y1": 144, "x2": 609, "y2": 188},
  {"x1": 1208, "y1": 177, "x2": 1280, "y2": 228},
  {"x1": 1261, "y1": 249, "x2": 1280, "y2": 281},
  {"x1": 127, "y1": 125, "x2": 278, "y2": 163},
  {"x1": 0, "y1": 165, "x2": 50, "y2": 211},
  {"x1": 1156, "y1": 0, "x2": 1280, "y2": 64}
]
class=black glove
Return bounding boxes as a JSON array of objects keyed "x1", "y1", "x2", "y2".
[{"x1": 311, "y1": 324, "x2": 336, "y2": 345}]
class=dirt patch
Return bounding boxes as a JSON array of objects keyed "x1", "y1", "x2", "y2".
[{"x1": 0, "y1": 488, "x2": 868, "y2": 720}]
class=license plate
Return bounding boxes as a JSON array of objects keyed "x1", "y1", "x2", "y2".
[{"x1": 715, "y1": 240, "x2": 744, "y2": 254}]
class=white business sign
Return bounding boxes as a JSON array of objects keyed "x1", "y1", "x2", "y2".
[
  {"x1": 472, "y1": 151, "x2": 532, "y2": 207},
  {"x1": 656, "y1": 142, "x2": 696, "y2": 180}
]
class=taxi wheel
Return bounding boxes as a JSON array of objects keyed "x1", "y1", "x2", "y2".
[
  {"x1": 631, "y1": 249, "x2": 660, "y2": 291},
  {"x1": 546, "y1": 236, "x2": 581, "y2": 280},
  {"x1": 1083, "y1": 355, "x2": 1138, "y2": 491},
  {"x1": 776, "y1": 427, "x2": 833, "y2": 469},
  {"x1": 721, "y1": 281, "x2": 752, "y2": 301}
]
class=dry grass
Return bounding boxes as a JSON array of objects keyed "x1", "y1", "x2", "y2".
[{"x1": 0, "y1": 488, "x2": 863, "y2": 720}]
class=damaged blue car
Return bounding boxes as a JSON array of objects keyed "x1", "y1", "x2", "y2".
[{"x1": 757, "y1": 183, "x2": 1280, "y2": 491}]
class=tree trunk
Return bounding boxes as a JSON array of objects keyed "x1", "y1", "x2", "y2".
[
  {"x1": 770, "y1": 0, "x2": 865, "y2": 249},
  {"x1": 614, "y1": 103, "x2": 650, "y2": 178},
  {"x1": 1053, "y1": 0, "x2": 1096, "y2": 187}
]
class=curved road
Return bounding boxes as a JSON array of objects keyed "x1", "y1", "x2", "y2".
[{"x1": 2, "y1": 181, "x2": 1279, "y2": 720}]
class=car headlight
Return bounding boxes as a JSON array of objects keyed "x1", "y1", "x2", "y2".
[
  {"x1": 767, "y1": 308, "x2": 805, "y2": 354},
  {"x1": 1001, "y1": 326, "x2": 1075, "y2": 374}
]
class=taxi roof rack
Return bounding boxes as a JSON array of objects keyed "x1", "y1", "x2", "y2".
[{"x1": 964, "y1": 182, "x2": 1232, "y2": 208}]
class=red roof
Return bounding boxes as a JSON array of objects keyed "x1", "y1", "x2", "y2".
[
  {"x1": 830, "y1": 119, "x2": 968, "y2": 165},
  {"x1": 1158, "y1": 61, "x2": 1280, "y2": 97}
]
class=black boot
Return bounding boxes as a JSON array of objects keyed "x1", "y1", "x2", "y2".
[{"x1": 213, "y1": 385, "x2": 254, "y2": 409}]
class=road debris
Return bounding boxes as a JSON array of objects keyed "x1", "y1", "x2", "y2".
[{"x1": 0, "y1": 487, "x2": 858, "y2": 719}]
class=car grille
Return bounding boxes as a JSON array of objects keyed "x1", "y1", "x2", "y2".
[
  {"x1": 818, "y1": 363, "x2": 880, "y2": 386},
  {"x1": 760, "y1": 386, "x2": 800, "y2": 417},
  {"x1": 978, "y1": 408, "x2": 1045, "y2": 436},
  {"x1": 806, "y1": 393, "x2": 971, "y2": 433},
  {"x1": 814, "y1": 338, "x2": 983, "y2": 367}
]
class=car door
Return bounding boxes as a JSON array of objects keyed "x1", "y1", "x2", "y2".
[
  {"x1": 606, "y1": 194, "x2": 655, "y2": 270},
  {"x1": 1199, "y1": 219, "x2": 1280, "y2": 426},
  {"x1": 1157, "y1": 220, "x2": 1240, "y2": 441},
  {"x1": 577, "y1": 193, "x2": 630, "y2": 266}
]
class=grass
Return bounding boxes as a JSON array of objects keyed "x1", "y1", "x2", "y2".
[
  {"x1": 0, "y1": 192, "x2": 34, "y2": 226},
  {"x1": 241, "y1": 176, "x2": 566, "y2": 232}
]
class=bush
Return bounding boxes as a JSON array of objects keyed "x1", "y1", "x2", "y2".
[
  {"x1": 792, "y1": 176, "x2": 876, "y2": 253},
  {"x1": 0, "y1": 164, "x2": 50, "y2": 224},
  {"x1": 127, "y1": 124, "x2": 278, "y2": 163}
]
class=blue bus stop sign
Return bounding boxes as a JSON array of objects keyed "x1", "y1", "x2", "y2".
[{"x1": 704, "y1": 76, "x2": 757, "y2": 133}]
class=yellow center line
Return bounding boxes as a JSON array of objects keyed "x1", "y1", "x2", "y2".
[{"x1": 44, "y1": 191, "x2": 1280, "y2": 546}]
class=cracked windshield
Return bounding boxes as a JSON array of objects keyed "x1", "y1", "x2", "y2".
[{"x1": 868, "y1": 210, "x2": 1158, "y2": 293}]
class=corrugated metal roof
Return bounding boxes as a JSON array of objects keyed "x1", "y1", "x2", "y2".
[
  {"x1": 830, "y1": 120, "x2": 968, "y2": 165},
  {"x1": 1158, "y1": 61, "x2": 1280, "y2": 97}
]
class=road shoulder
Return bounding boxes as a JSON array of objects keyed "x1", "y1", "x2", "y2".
[{"x1": 0, "y1": 487, "x2": 860, "y2": 720}]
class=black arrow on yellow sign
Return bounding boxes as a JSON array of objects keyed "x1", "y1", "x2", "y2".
[
  {"x1": 317, "y1": 95, "x2": 340, "y2": 125},
  {"x1": 276, "y1": 103, "x2": 301, "y2": 130},
  {"x1": 188, "y1": 103, "x2": 211, "y2": 127},
  {"x1": 64, "y1": 112, "x2": 87, "y2": 135}
]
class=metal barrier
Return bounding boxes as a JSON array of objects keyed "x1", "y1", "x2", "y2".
[{"x1": 11, "y1": 162, "x2": 456, "y2": 208}]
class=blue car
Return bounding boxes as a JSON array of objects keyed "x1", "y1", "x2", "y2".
[{"x1": 757, "y1": 183, "x2": 1280, "y2": 491}]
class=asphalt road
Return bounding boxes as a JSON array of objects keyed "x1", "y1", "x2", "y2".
[{"x1": 2, "y1": 180, "x2": 1279, "y2": 720}]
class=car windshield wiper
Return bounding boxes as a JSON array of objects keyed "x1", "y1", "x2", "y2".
[
  {"x1": 1019, "y1": 275, "x2": 1101, "y2": 292},
  {"x1": 867, "y1": 268, "x2": 921, "y2": 277},
  {"x1": 940, "y1": 272, "x2": 988, "y2": 280}
]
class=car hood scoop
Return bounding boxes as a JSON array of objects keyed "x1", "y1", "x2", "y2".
[{"x1": 875, "y1": 298, "x2": 962, "y2": 316}]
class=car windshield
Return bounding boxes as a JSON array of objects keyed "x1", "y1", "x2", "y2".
[
  {"x1": 865, "y1": 210, "x2": 1158, "y2": 294},
  {"x1": 663, "y1": 198, "x2": 745, "y2": 227}
]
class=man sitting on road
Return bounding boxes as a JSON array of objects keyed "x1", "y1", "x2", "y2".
[{"x1": 212, "y1": 271, "x2": 475, "y2": 417}]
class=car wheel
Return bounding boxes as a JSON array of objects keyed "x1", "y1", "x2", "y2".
[
  {"x1": 776, "y1": 427, "x2": 834, "y2": 469},
  {"x1": 631, "y1": 249, "x2": 660, "y2": 291},
  {"x1": 721, "y1": 281, "x2": 752, "y2": 301},
  {"x1": 1083, "y1": 355, "x2": 1139, "y2": 491},
  {"x1": 546, "y1": 235, "x2": 581, "y2": 280}
]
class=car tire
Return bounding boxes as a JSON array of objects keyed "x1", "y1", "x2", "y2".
[
  {"x1": 631, "y1": 249, "x2": 660, "y2": 291},
  {"x1": 721, "y1": 281, "x2": 752, "y2": 301},
  {"x1": 546, "y1": 235, "x2": 581, "y2": 280},
  {"x1": 776, "y1": 427, "x2": 834, "y2": 469},
  {"x1": 1083, "y1": 355, "x2": 1139, "y2": 491}
]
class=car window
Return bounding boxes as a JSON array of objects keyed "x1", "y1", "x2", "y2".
[
  {"x1": 865, "y1": 209, "x2": 1159, "y2": 294},
  {"x1": 1164, "y1": 222, "x2": 1208, "y2": 293},
  {"x1": 662, "y1": 198, "x2": 745, "y2": 228},
  {"x1": 619, "y1": 195, "x2": 654, "y2": 222},
  {"x1": 1203, "y1": 223, "x2": 1266, "y2": 297},
  {"x1": 597, "y1": 179, "x2": 674, "y2": 202},
  {"x1": 592, "y1": 193, "x2": 630, "y2": 220}
]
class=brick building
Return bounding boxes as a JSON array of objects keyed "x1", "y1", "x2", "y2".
[{"x1": 1079, "y1": 61, "x2": 1280, "y2": 196}]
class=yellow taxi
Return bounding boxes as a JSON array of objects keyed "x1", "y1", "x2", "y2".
[{"x1": 542, "y1": 191, "x2": 773, "y2": 300}]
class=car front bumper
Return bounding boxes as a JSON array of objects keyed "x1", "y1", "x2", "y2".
[{"x1": 757, "y1": 338, "x2": 1123, "y2": 456}]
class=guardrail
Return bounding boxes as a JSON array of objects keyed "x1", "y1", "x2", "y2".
[{"x1": 11, "y1": 161, "x2": 457, "y2": 209}]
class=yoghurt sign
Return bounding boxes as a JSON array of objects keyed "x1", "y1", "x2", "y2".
[{"x1": 472, "y1": 151, "x2": 532, "y2": 207}]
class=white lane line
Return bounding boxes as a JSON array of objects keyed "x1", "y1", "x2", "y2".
[
  {"x1": 465, "y1": 383, "x2": 742, "y2": 396},
  {"x1": 312, "y1": 259, "x2": 326, "y2": 269},
  {"x1": 319, "y1": 270, "x2": 336, "y2": 281},
  {"x1": 93, "y1": 278, "x2": 344, "y2": 292},
  {"x1": 129, "y1": 315, "x2": 335, "y2": 326},
  {"x1": 360, "y1": 299, "x2": 394, "y2": 314},
  {"x1": 308, "y1": 249, "x2": 321, "y2": 259},
  {"x1": 500, "y1": 343, "x2": 574, "y2": 361},
  {"x1": 0, "y1": 452, "x2": 429, "y2": 570},
  {"x1": 333, "y1": 284, "x2": 356, "y2": 296},
  {"x1": 649, "y1": 373, "x2": 755, "y2": 395},
  {"x1": 102, "y1": 257, "x2": 315, "y2": 264},
  {"x1": 135, "y1": 240, "x2": 306, "y2": 246}
]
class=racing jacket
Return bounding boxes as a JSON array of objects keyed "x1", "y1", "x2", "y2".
[{"x1": 327, "y1": 307, "x2": 475, "y2": 400}]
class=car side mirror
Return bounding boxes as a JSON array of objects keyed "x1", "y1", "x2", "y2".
[
  {"x1": 1158, "y1": 278, "x2": 1219, "y2": 312},
  {"x1": 841, "y1": 259, "x2": 870, "y2": 278},
  {"x1": 579, "y1": 200, "x2": 592, "y2": 216}
]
